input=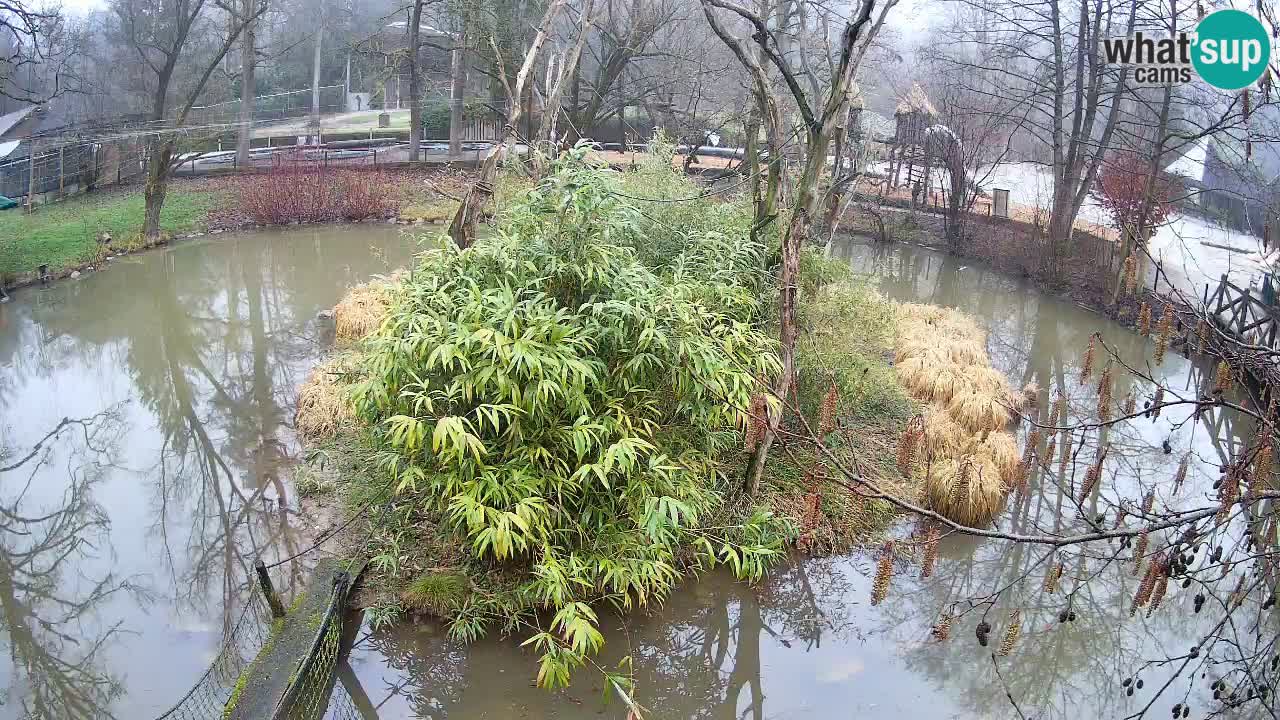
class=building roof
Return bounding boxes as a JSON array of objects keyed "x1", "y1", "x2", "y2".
[
  {"x1": 895, "y1": 83, "x2": 936, "y2": 117},
  {"x1": 383, "y1": 21, "x2": 454, "y2": 38},
  {"x1": 0, "y1": 106, "x2": 36, "y2": 139},
  {"x1": 1164, "y1": 137, "x2": 1208, "y2": 180}
]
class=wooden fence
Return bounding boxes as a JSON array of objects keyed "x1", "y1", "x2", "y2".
[{"x1": 1204, "y1": 275, "x2": 1280, "y2": 350}]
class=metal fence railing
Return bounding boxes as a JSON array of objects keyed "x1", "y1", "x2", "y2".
[
  {"x1": 0, "y1": 138, "x2": 148, "y2": 205},
  {"x1": 187, "y1": 85, "x2": 347, "y2": 126}
]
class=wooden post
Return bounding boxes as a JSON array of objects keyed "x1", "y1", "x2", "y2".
[
  {"x1": 26, "y1": 140, "x2": 37, "y2": 212},
  {"x1": 58, "y1": 145, "x2": 65, "y2": 199},
  {"x1": 256, "y1": 559, "x2": 287, "y2": 618}
]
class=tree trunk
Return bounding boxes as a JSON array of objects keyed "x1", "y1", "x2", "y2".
[
  {"x1": 143, "y1": 137, "x2": 174, "y2": 241},
  {"x1": 744, "y1": 132, "x2": 826, "y2": 495},
  {"x1": 534, "y1": 0, "x2": 595, "y2": 174},
  {"x1": 236, "y1": 0, "x2": 257, "y2": 169},
  {"x1": 449, "y1": 32, "x2": 467, "y2": 157},
  {"x1": 310, "y1": 6, "x2": 325, "y2": 134},
  {"x1": 407, "y1": 0, "x2": 424, "y2": 162},
  {"x1": 447, "y1": 0, "x2": 568, "y2": 248}
]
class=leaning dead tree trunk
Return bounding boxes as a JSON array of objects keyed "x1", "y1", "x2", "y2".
[
  {"x1": 533, "y1": 0, "x2": 596, "y2": 175},
  {"x1": 447, "y1": 0, "x2": 568, "y2": 248}
]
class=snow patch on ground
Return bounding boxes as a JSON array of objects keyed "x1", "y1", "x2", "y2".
[{"x1": 980, "y1": 162, "x2": 1270, "y2": 298}]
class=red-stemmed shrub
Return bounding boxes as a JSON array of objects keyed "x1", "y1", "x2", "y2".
[
  {"x1": 1094, "y1": 150, "x2": 1173, "y2": 234},
  {"x1": 233, "y1": 153, "x2": 402, "y2": 225}
]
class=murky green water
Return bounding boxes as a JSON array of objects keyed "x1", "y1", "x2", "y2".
[
  {"x1": 0, "y1": 231, "x2": 1260, "y2": 719},
  {"x1": 339, "y1": 238, "x2": 1260, "y2": 719},
  {"x1": 0, "y1": 225, "x2": 419, "y2": 718}
]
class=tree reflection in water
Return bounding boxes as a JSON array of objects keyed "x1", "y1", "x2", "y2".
[{"x1": 0, "y1": 408, "x2": 142, "y2": 719}]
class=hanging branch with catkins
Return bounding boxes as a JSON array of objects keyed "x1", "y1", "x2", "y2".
[
  {"x1": 920, "y1": 520, "x2": 939, "y2": 579},
  {"x1": 1217, "y1": 467, "x2": 1240, "y2": 524},
  {"x1": 1138, "y1": 302, "x2": 1153, "y2": 336},
  {"x1": 1059, "y1": 430, "x2": 1075, "y2": 476},
  {"x1": 1213, "y1": 361, "x2": 1233, "y2": 395},
  {"x1": 1173, "y1": 453, "x2": 1190, "y2": 494},
  {"x1": 1043, "y1": 561, "x2": 1064, "y2": 593},
  {"x1": 999, "y1": 610, "x2": 1022, "y2": 656},
  {"x1": 931, "y1": 612, "x2": 952, "y2": 641},
  {"x1": 1015, "y1": 429, "x2": 1041, "y2": 495},
  {"x1": 1153, "y1": 305, "x2": 1173, "y2": 365},
  {"x1": 1098, "y1": 363, "x2": 1114, "y2": 421},
  {"x1": 1132, "y1": 553, "x2": 1160, "y2": 614},
  {"x1": 1123, "y1": 391, "x2": 1136, "y2": 417},
  {"x1": 1078, "y1": 447, "x2": 1107, "y2": 504},
  {"x1": 1123, "y1": 255, "x2": 1138, "y2": 295},
  {"x1": 1051, "y1": 391, "x2": 1067, "y2": 426},
  {"x1": 1147, "y1": 558, "x2": 1170, "y2": 614},
  {"x1": 1081, "y1": 333, "x2": 1097, "y2": 384},
  {"x1": 1152, "y1": 387, "x2": 1165, "y2": 419},
  {"x1": 871, "y1": 540, "x2": 894, "y2": 606},
  {"x1": 1255, "y1": 441, "x2": 1273, "y2": 489},
  {"x1": 1132, "y1": 526, "x2": 1151, "y2": 574},
  {"x1": 898, "y1": 415, "x2": 924, "y2": 478}
]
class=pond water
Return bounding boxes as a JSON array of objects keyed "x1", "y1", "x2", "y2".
[
  {"x1": 0, "y1": 225, "x2": 419, "y2": 718},
  {"x1": 341, "y1": 238, "x2": 1261, "y2": 720},
  {"x1": 0, "y1": 230, "x2": 1261, "y2": 720}
]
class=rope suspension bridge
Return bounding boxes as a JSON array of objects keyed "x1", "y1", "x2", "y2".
[{"x1": 152, "y1": 486, "x2": 396, "y2": 720}]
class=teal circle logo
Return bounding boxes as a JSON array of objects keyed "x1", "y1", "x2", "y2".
[{"x1": 1192, "y1": 9, "x2": 1271, "y2": 90}]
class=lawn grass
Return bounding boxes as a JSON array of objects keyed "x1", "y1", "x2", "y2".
[{"x1": 0, "y1": 186, "x2": 218, "y2": 279}]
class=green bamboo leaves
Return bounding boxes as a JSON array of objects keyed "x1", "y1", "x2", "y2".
[{"x1": 353, "y1": 153, "x2": 789, "y2": 688}]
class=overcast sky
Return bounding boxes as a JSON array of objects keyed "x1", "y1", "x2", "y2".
[{"x1": 57, "y1": 0, "x2": 104, "y2": 16}]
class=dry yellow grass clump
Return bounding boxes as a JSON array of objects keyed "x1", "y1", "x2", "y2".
[
  {"x1": 895, "y1": 303, "x2": 1019, "y2": 527},
  {"x1": 296, "y1": 355, "x2": 360, "y2": 441},
  {"x1": 924, "y1": 455, "x2": 1006, "y2": 527},
  {"x1": 333, "y1": 275, "x2": 401, "y2": 342}
]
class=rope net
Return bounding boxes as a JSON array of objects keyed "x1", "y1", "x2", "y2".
[
  {"x1": 276, "y1": 575, "x2": 350, "y2": 720},
  {"x1": 153, "y1": 597, "x2": 272, "y2": 720}
]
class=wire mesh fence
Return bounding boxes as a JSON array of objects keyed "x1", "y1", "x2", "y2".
[
  {"x1": 271, "y1": 571, "x2": 352, "y2": 720},
  {"x1": 0, "y1": 138, "x2": 147, "y2": 204},
  {"x1": 188, "y1": 86, "x2": 347, "y2": 126},
  {"x1": 152, "y1": 596, "x2": 273, "y2": 720}
]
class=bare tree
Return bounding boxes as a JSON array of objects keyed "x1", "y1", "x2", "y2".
[
  {"x1": 702, "y1": 0, "x2": 895, "y2": 494},
  {"x1": 0, "y1": 2, "x2": 81, "y2": 109},
  {"x1": 111, "y1": 0, "x2": 267, "y2": 240},
  {"x1": 447, "y1": 0, "x2": 568, "y2": 248},
  {"x1": 936, "y1": 0, "x2": 1138, "y2": 284},
  {"x1": 533, "y1": 0, "x2": 597, "y2": 171}
]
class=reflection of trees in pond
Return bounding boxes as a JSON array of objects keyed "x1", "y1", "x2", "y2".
[
  {"x1": 821, "y1": 239, "x2": 1275, "y2": 717},
  {"x1": 613, "y1": 562, "x2": 860, "y2": 720},
  {"x1": 0, "y1": 409, "x2": 139, "y2": 719},
  {"x1": 130, "y1": 242, "x2": 328, "y2": 622}
]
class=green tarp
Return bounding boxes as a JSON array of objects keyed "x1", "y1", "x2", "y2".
[{"x1": 0, "y1": 196, "x2": 17, "y2": 210}]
